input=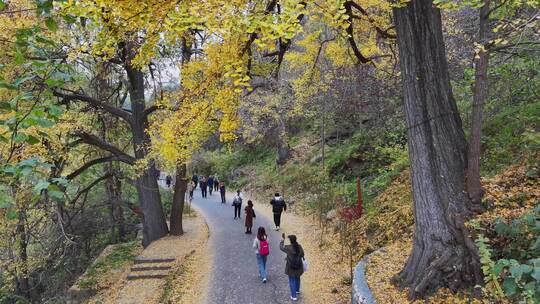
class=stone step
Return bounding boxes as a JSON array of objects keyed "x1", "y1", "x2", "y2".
[
  {"x1": 126, "y1": 273, "x2": 168, "y2": 280},
  {"x1": 133, "y1": 257, "x2": 175, "y2": 264},
  {"x1": 131, "y1": 265, "x2": 172, "y2": 272}
]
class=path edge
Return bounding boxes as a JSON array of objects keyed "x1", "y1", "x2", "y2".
[{"x1": 352, "y1": 250, "x2": 380, "y2": 304}]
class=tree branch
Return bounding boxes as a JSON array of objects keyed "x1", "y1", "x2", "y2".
[
  {"x1": 74, "y1": 131, "x2": 135, "y2": 165},
  {"x1": 143, "y1": 105, "x2": 159, "y2": 117},
  {"x1": 347, "y1": 1, "x2": 396, "y2": 39},
  {"x1": 344, "y1": 2, "x2": 371, "y2": 64},
  {"x1": 52, "y1": 89, "x2": 133, "y2": 123},
  {"x1": 66, "y1": 155, "x2": 127, "y2": 180},
  {"x1": 69, "y1": 173, "x2": 113, "y2": 205}
]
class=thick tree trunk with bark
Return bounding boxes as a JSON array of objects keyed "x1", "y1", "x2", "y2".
[
  {"x1": 170, "y1": 164, "x2": 187, "y2": 235},
  {"x1": 467, "y1": 0, "x2": 490, "y2": 204},
  {"x1": 124, "y1": 49, "x2": 168, "y2": 247},
  {"x1": 392, "y1": 0, "x2": 482, "y2": 298}
]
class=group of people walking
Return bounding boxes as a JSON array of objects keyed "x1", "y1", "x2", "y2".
[
  {"x1": 190, "y1": 173, "x2": 306, "y2": 301},
  {"x1": 253, "y1": 227, "x2": 306, "y2": 301},
  {"x1": 190, "y1": 173, "x2": 226, "y2": 203}
]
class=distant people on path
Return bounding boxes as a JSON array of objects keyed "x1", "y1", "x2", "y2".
[
  {"x1": 207, "y1": 175, "x2": 214, "y2": 196},
  {"x1": 280, "y1": 234, "x2": 305, "y2": 301},
  {"x1": 270, "y1": 193, "x2": 287, "y2": 230},
  {"x1": 253, "y1": 227, "x2": 269, "y2": 283},
  {"x1": 219, "y1": 181, "x2": 226, "y2": 204},
  {"x1": 166, "y1": 175, "x2": 172, "y2": 188},
  {"x1": 244, "y1": 200, "x2": 256, "y2": 234},
  {"x1": 188, "y1": 180, "x2": 195, "y2": 202},
  {"x1": 192, "y1": 174, "x2": 199, "y2": 190},
  {"x1": 232, "y1": 190, "x2": 243, "y2": 219},
  {"x1": 214, "y1": 174, "x2": 219, "y2": 191},
  {"x1": 201, "y1": 176, "x2": 208, "y2": 198}
]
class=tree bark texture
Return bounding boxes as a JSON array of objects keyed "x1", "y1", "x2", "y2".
[
  {"x1": 124, "y1": 46, "x2": 168, "y2": 247},
  {"x1": 15, "y1": 205, "x2": 30, "y2": 300},
  {"x1": 276, "y1": 118, "x2": 289, "y2": 166},
  {"x1": 105, "y1": 163, "x2": 125, "y2": 242},
  {"x1": 170, "y1": 164, "x2": 187, "y2": 235},
  {"x1": 467, "y1": 0, "x2": 490, "y2": 204},
  {"x1": 393, "y1": 0, "x2": 482, "y2": 298}
]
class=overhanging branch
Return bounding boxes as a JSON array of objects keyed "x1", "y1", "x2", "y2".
[
  {"x1": 74, "y1": 131, "x2": 135, "y2": 165},
  {"x1": 52, "y1": 89, "x2": 133, "y2": 124},
  {"x1": 66, "y1": 155, "x2": 128, "y2": 180}
]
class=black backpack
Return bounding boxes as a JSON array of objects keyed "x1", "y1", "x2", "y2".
[{"x1": 289, "y1": 253, "x2": 303, "y2": 270}]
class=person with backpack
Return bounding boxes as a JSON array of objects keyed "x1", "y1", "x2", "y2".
[
  {"x1": 244, "y1": 200, "x2": 256, "y2": 234},
  {"x1": 280, "y1": 234, "x2": 305, "y2": 301},
  {"x1": 219, "y1": 181, "x2": 226, "y2": 204},
  {"x1": 232, "y1": 190, "x2": 243, "y2": 219},
  {"x1": 253, "y1": 226, "x2": 269, "y2": 283},
  {"x1": 207, "y1": 175, "x2": 214, "y2": 196},
  {"x1": 270, "y1": 193, "x2": 287, "y2": 230}
]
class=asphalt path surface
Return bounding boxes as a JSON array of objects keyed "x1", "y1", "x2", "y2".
[{"x1": 191, "y1": 188, "x2": 304, "y2": 304}]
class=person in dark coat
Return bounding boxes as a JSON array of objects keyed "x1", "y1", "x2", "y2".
[
  {"x1": 200, "y1": 176, "x2": 207, "y2": 198},
  {"x1": 207, "y1": 175, "x2": 214, "y2": 196},
  {"x1": 219, "y1": 181, "x2": 226, "y2": 204},
  {"x1": 270, "y1": 193, "x2": 287, "y2": 230},
  {"x1": 244, "y1": 200, "x2": 256, "y2": 234},
  {"x1": 192, "y1": 174, "x2": 199, "y2": 189},
  {"x1": 165, "y1": 175, "x2": 172, "y2": 188},
  {"x1": 280, "y1": 234, "x2": 305, "y2": 301}
]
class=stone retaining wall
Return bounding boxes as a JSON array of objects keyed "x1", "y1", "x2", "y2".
[{"x1": 352, "y1": 254, "x2": 377, "y2": 304}]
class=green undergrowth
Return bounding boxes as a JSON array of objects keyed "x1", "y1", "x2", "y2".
[{"x1": 77, "y1": 241, "x2": 141, "y2": 289}]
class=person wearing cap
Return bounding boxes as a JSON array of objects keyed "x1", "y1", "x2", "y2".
[{"x1": 280, "y1": 234, "x2": 305, "y2": 301}]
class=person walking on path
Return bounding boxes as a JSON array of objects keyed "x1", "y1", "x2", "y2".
[
  {"x1": 200, "y1": 176, "x2": 208, "y2": 198},
  {"x1": 244, "y1": 200, "x2": 256, "y2": 234},
  {"x1": 207, "y1": 175, "x2": 214, "y2": 196},
  {"x1": 188, "y1": 180, "x2": 195, "y2": 202},
  {"x1": 280, "y1": 234, "x2": 305, "y2": 301},
  {"x1": 214, "y1": 174, "x2": 219, "y2": 191},
  {"x1": 253, "y1": 227, "x2": 269, "y2": 283},
  {"x1": 192, "y1": 173, "x2": 199, "y2": 190},
  {"x1": 219, "y1": 181, "x2": 226, "y2": 204},
  {"x1": 270, "y1": 193, "x2": 287, "y2": 230},
  {"x1": 232, "y1": 190, "x2": 243, "y2": 219},
  {"x1": 165, "y1": 175, "x2": 172, "y2": 188}
]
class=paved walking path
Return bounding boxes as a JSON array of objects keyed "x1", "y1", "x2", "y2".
[{"x1": 191, "y1": 188, "x2": 305, "y2": 304}]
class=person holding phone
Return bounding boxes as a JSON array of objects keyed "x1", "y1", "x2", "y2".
[{"x1": 280, "y1": 233, "x2": 305, "y2": 301}]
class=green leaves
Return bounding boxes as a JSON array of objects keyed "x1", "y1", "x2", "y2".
[
  {"x1": 475, "y1": 206, "x2": 540, "y2": 301},
  {"x1": 45, "y1": 17, "x2": 58, "y2": 31}
]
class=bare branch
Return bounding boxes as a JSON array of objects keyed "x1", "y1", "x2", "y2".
[
  {"x1": 52, "y1": 89, "x2": 133, "y2": 123},
  {"x1": 74, "y1": 131, "x2": 135, "y2": 165},
  {"x1": 66, "y1": 155, "x2": 128, "y2": 180}
]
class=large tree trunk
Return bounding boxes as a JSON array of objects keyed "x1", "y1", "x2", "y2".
[
  {"x1": 392, "y1": 0, "x2": 482, "y2": 299},
  {"x1": 170, "y1": 164, "x2": 187, "y2": 235},
  {"x1": 15, "y1": 204, "x2": 30, "y2": 300},
  {"x1": 105, "y1": 163, "x2": 125, "y2": 242},
  {"x1": 466, "y1": 0, "x2": 490, "y2": 204},
  {"x1": 124, "y1": 47, "x2": 168, "y2": 247}
]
